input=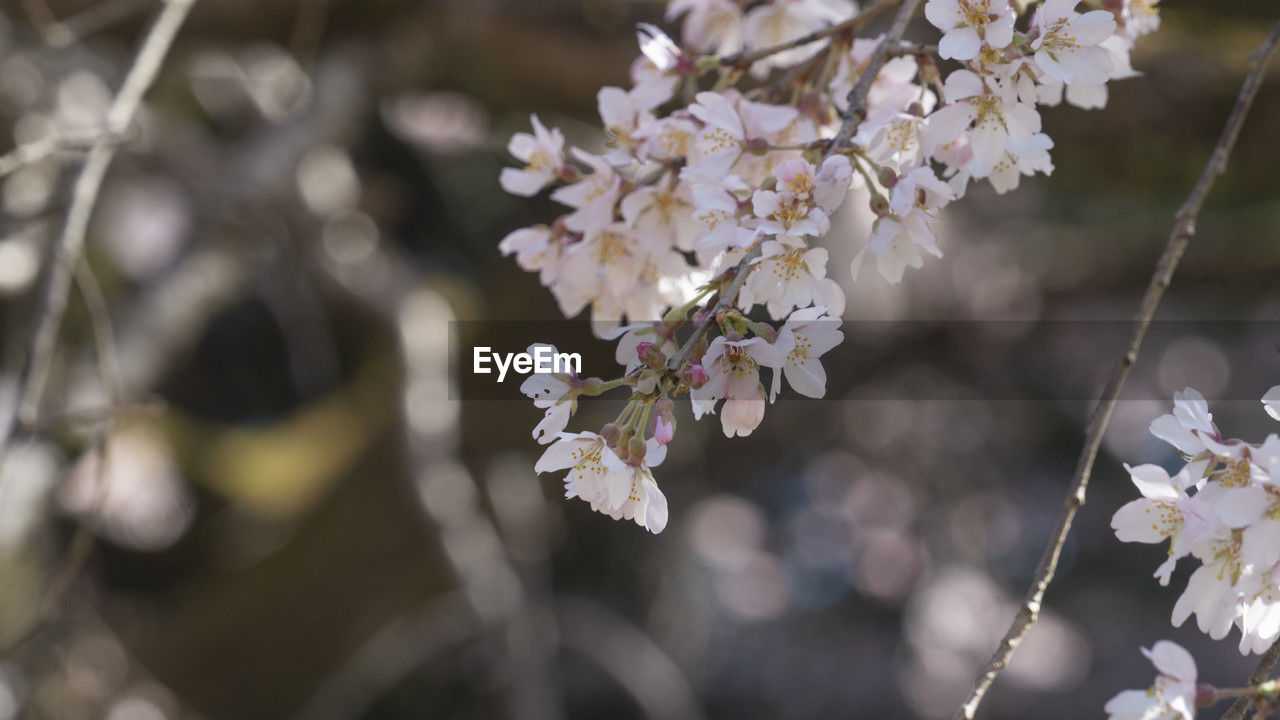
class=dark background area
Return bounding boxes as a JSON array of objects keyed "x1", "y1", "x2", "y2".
[{"x1": 0, "y1": 0, "x2": 1278, "y2": 718}]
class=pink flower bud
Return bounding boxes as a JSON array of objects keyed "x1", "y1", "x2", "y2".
[
  {"x1": 654, "y1": 416, "x2": 675, "y2": 445},
  {"x1": 683, "y1": 364, "x2": 709, "y2": 390},
  {"x1": 636, "y1": 341, "x2": 665, "y2": 367},
  {"x1": 1195, "y1": 684, "x2": 1217, "y2": 708}
]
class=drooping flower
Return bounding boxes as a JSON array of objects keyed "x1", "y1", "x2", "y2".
[
  {"x1": 770, "y1": 305, "x2": 843, "y2": 399},
  {"x1": 536, "y1": 431, "x2": 632, "y2": 515},
  {"x1": 1104, "y1": 641, "x2": 1198, "y2": 720},
  {"x1": 500, "y1": 114, "x2": 566, "y2": 196},
  {"x1": 1031, "y1": 0, "x2": 1118, "y2": 86},
  {"x1": 924, "y1": 0, "x2": 1017, "y2": 61},
  {"x1": 691, "y1": 335, "x2": 784, "y2": 437}
]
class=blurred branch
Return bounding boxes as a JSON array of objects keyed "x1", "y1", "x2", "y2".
[
  {"x1": 953, "y1": 18, "x2": 1280, "y2": 720},
  {"x1": 1222, "y1": 640, "x2": 1280, "y2": 720},
  {"x1": 1, "y1": 260, "x2": 125, "y2": 655},
  {"x1": 0, "y1": 0, "x2": 196, "y2": 466},
  {"x1": 831, "y1": 0, "x2": 922, "y2": 143},
  {"x1": 719, "y1": 0, "x2": 900, "y2": 68},
  {"x1": 28, "y1": 0, "x2": 157, "y2": 48},
  {"x1": 0, "y1": 130, "x2": 123, "y2": 177},
  {"x1": 556, "y1": 595, "x2": 705, "y2": 720}
]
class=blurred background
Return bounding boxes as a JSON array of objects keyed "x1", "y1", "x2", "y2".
[{"x1": 0, "y1": 0, "x2": 1278, "y2": 718}]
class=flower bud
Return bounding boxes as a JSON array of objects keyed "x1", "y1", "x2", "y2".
[
  {"x1": 636, "y1": 341, "x2": 665, "y2": 367},
  {"x1": 627, "y1": 435, "x2": 647, "y2": 462},
  {"x1": 654, "y1": 416, "x2": 675, "y2": 445},
  {"x1": 1194, "y1": 684, "x2": 1216, "y2": 708},
  {"x1": 870, "y1": 194, "x2": 890, "y2": 217},
  {"x1": 683, "y1": 364, "x2": 709, "y2": 390},
  {"x1": 600, "y1": 423, "x2": 621, "y2": 445},
  {"x1": 877, "y1": 167, "x2": 898, "y2": 189}
]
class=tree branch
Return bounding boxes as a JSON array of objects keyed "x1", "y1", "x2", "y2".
[
  {"x1": 0, "y1": 0, "x2": 196, "y2": 465},
  {"x1": 719, "y1": 0, "x2": 901, "y2": 68},
  {"x1": 1222, "y1": 640, "x2": 1280, "y2": 720},
  {"x1": 952, "y1": 18, "x2": 1280, "y2": 720}
]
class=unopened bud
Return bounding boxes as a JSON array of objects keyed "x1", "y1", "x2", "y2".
[
  {"x1": 654, "y1": 416, "x2": 675, "y2": 445},
  {"x1": 655, "y1": 396, "x2": 675, "y2": 418},
  {"x1": 636, "y1": 341, "x2": 665, "y2": 367},
  {"x1": 870, "y1": 194, "x2": 891, "y2": 217},
  {"x1": 601, "y1": 423, "x2": 621, "y2": 445},
  {"x1": 877, "y1": 167, "x2": 898, "y2": 189},
  {"x1": 683, "y1": 364, "x2": 709, "y2": 389},
  {"x1": 627, "y1": 435, "x2": 648, "y2": 462},
  {"x1": 907, "y1": 101, "x2": 925, "y2": 117},
  {"x1": 1194, "y1": 684, "x2": 1217, "y2": 708}
]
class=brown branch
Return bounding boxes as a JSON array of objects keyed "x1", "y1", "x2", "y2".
[
  {"x1": 719, "y1": 0, "x2": 902, "y2": 68},
  {"x1": 952, "y1": 18, "x2": 1280, "y2": 720},
  {"x1": 1222, "y1": 640, "x2": 1280, "y2": 720},
  {"x1": 830, "y1": 0, "x2": 922, "y2": 152},
  {"x1": 0, "y1": 0, "x2": 196, "y2": 466}
]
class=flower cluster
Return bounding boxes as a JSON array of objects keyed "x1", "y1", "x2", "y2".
[
  {"x1": 499, "y1": 0, "x2": 1161, "y2": 531},
  {"x1": 1107, "y1": 386, "x2": 1280, "y2": 718}
]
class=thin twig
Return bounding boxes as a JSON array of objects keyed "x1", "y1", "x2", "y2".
[
  {"x1": 830, "y1": 0, "x2": 923, "y2": 151},
  {"x1": 719, "y1": 0, "x2": 901, "y2": 68},
  {"x1": 0, "y1": 131, "x2": 124, "y2": 177},
  {"x1": 1222, "y1": 640, "x2": 1280, "y2": 720},
  {"x1": 1, "y1": 260, "x2": 126, "y2": 654},
  {"x1": 667, "y1": 0, "x2": 921, "y2": 375},
  {"x1": 0, "y1": 0, "x2": 197, "y2": 467},
  {"x1": 953, "y1": 19, "x2": 1280, "y2": 720}
]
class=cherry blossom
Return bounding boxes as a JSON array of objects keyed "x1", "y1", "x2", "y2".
[
  {"x1": 924, "y1": 0, "x2": 1016, "y2": 62},
  {"x1": 1104, "y1": 641, "x2": 1198, "y2": 720},
  {"x1": 499, "y1": 114, "x2": 566, "y2": 196},
  {"x1": 692, "y1": 335, "x2": 784, "y2": 437},
  {"x1": 1031, "y1": 0, "x2": 1118, "y2": 87},
  {"x1": 770, "y1": 305, "x2": 842, "y2": 399}
]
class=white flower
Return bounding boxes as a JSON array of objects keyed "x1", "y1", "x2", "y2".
[
  {"x1": 1150, "y1": 388, "x2": 1218, "y2": 458},
  {"x1": 667, "y1": 0, "x2": 744, "y2": 55},
  {"x1": 751, "y1": 156, "x2": 852, "y2": 242},
  {"x1": 924, "y1": 0, "x2": 1016, "y2": 61},
  {"x1": 1122, "y1": 0, "x2": 1161, "y2": 39},
  {"x1": 1104, "y1": 640, "x2": 1197, "y2": 720},
  {"x1": 1172, "y1": 530, "x2": 1245, "y2": 640},
  {"x1": 742, "y1": 0, "x2": 856, "y2": 75},
  {"x1": 536, "y1": 431, "x2": 632, "y2": 515},
  {"x1": 862, "y1": 110, "x2": 927, "y2": 172},
  {"x1": 520, "y1": 343, "x2": 578, "y2": 444},
  {"x1": 1264, "y1": 385, "x2": 1280, "y2": 422},
  {"x1": 888, "y1": 166, "x2": 955, "y2": 217},
  {"x1": 500, "y1": 114, "x2": 565, "y2": 196},
  {"x1": 550, "y1": 149, "x2": 622, "y2": 238},
  {"x1": 983, "y1": 133, "x2": 1055, "y2": 194},
  {"x1": 692, "y1": 335, "x2": 784, "y2": 437},
  {"x1": 923, "y1": 70, "x2": 1042, "y2": 178},
  {"x1": 744, "y1": 240, "x2": 844, "y2": 320},
  {"x1": 1031, "y1": 0, "x2": 1118, "y2": 86},
  {"x1": 499, "y1": 225, "x2": 562, "y2": 285},
  {"x1": 1111, "y1": 463, "x2": 1208, "y2": 585},
  {"x1": 688, "y1": 91, "x2": 801, "y2": 177},
  {"x1": 851, "y1": 209, "x2": 942, "y2": 284},
  {"x1": 601, "y1": 441, "x2": 670, "y2": 533},
  {"x1": 597, "y1": 85, "x2": 661, "y2": 165},
  {"x1": 771, "y1": 305, "x2": 843, "y2": 399},
  {"x1": 621, "y1": 173, "x2": 699, "y2": 252}
]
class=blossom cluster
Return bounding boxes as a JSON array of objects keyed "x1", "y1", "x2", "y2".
[
  {"x1": 498, "y1": 0, "x2": 1161, "y2": 532},
  {"x1": 1107, "y1": 385, "x2": 1280, "y2": 718}
]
